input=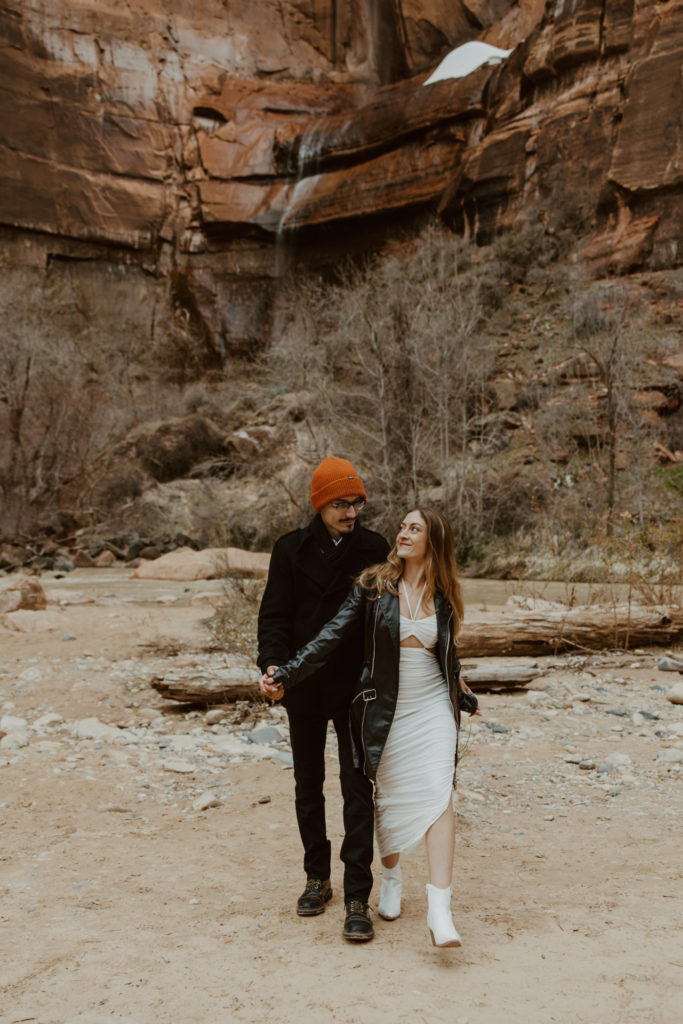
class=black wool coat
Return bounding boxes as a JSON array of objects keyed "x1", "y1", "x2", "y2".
[
  {"x1": 257, "y1": 515, "x2": 389, "y2": 715},
  {"x1": 274, "y1": 585, "x2": 465, "y2": 782}
]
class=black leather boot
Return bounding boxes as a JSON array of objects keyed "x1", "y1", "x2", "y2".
[
  {"x1": 296, "y1": 878, "x2": 332, "y2": 916},
  {"x1": 343, "y1": 899, "x2": 374, "y2": 941}
]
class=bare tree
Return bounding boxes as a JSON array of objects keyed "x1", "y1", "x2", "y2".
[{"x1": 570, "y1": 283, "x2": 642, "y2": 534}]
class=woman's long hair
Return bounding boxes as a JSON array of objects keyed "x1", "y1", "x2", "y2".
[{"x1": 357, "y1": 507, "x2": 464, "y2": 634}]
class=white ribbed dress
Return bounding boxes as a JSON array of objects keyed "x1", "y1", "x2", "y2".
[{"x1": 374, "y1": 613, "x2": 458, "y2": 858}]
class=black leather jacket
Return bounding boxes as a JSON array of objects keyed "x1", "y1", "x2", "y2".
[{"x1": 274, "y1": 583, "x2": 465, "y2": 782}]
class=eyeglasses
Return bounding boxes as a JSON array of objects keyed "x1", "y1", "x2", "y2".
[{"x1": 331, "y1": 499, "x2": 366, "y2": 512}]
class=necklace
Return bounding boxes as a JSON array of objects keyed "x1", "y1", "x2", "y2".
[{"x1": 402, "y1": 578, "x2": 427, "y2": 621}]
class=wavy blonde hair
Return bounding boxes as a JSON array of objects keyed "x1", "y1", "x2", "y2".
[{"x1": 357, "y1": 507, "x2": 464, "y2": 634}]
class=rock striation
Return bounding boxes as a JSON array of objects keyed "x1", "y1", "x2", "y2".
[{"x1": 1, "y1": 0, "x2": 683, "y2": 352}]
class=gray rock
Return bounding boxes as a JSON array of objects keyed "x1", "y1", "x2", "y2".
[
  {"x1": 657, "y1": 747, "x2": 683, "y2": 765},
  {"x1": 658, "y1": 657, "x2": 683, "y2": 672},
  {"x1": 269, "y1": 749, "x2": 294, "y2": 765},
  {"x1": 248, "y1": 725, "x2": 283, "y2": 744}
]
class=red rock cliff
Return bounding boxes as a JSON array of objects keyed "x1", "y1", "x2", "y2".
[{"x1": 1, "y1": 1, "x2": 681, "y2": 353}]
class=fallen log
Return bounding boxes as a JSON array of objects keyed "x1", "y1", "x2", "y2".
[
  {"x1": 457, "y1": 605, "x2": 683, "y2": 658},
  {"x1": 460, "y1": 660, "x2": 541, "y2": 686},
  {"x1": 150, "y1": 605, "x2": 683, "y2": 704},
  {"x1": 151, "y1": 669, "x2": 260, "y2": 704}
]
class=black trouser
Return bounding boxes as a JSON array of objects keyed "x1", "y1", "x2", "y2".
[{"x1": 287, "y1": 706, "x2": 374, "y2": 902}]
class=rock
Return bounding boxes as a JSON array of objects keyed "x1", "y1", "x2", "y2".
[
  {"x1": 95, "y1": 550, "x2": 117, "y2": 568},
  {"x1": 205, "y1": 708, "x2": 228, "y2": 725},
  {"x1": 162, "y1": 759, "x2": 195, "y2": 774},
  {"x1": 72, "y1": 549, "x2": 96, "y2": 568},
  {"x1": 658, "y1": 657, "x2": 683, "y2": 672},
  {"x1": 0, "y1": 714, "x2": 30, "y2": 748},
  {"x1": 192, "y1": 791, "x2": 221, "y2": 811},
  {"x1": 0, "y1": 715, "x2": 28, "y2": 732},
  {"x1": 72, "y1": 718, "x2": 121, "y2": 742},
  {"x1": 32, "y1": 713, "x2": 64, "y2": 733},
  {"x1": 579, "y1": 760, "x2": 596, "y2": 770},
  {"x1": 0, "y1": 543, "x2": 28, "y2": 570},
  {"x1": 0, "y1": 576, "x2": 47, "y2": 613},
  {"x1": 657, "y1": 748, "x2": 683, "y2": 765},
  {"x1": 602, "y1": 752, "x2": 632, "y2": 769},
  {"x1": 666, "y1": 682, "x2": 683, "y2": 705},
  {"x1": 136, "y1": 706, "x2": 162, "y2": 720},
  {"x1": 97, "y1": 803, "x2": 133, "y2": 813},
  {"x1": 248, "y1": 726, "x2": 282, "y2": 744},
  {"x1": 54, "y1": 556, "x2": 75, "y2": 572},
  {"x1": 132, "y1": 546, "x2": 270, "y2": 581},
  {"x1": 2, "y1": 609, "x2": 64, "y2": 632}
]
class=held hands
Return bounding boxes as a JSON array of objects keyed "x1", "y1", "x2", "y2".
[{"x1": 259, "y1": 665, "x2": 284, "y2": 702}]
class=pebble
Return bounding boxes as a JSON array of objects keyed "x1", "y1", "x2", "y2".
[
  {"x1": 97, "y1": 803, "x2": 132, "y2": 813},
  {"x1": 579, "y1": 760, "x2": 596, "y2": 770}
]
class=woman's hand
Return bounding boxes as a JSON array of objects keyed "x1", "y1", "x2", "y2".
[
  {"x1": 460, "y1": 679, "x2": 482, "y2": 716},
  {"x1": 259, "y1": 665, "x2": 284, "y2": 702}
]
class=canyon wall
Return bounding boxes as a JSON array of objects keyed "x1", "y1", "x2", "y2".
[{"x1": 1, "y1": 1, "x2": 682, "y2": 356}]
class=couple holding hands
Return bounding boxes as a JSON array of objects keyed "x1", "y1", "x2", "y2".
[{"x1": 258, "y1": 457, "x2": 479, "y2": 947}]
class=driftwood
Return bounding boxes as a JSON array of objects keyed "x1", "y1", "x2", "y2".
[
  {"x1": 461, "y1": 660, "x2": 541, "y2": 687},
  {"x1": 151, "y1": 671, "x2": 260, "y2": 704},
  {"x1": 457, "y1": 604, "x2": 683, "y2": 658}
]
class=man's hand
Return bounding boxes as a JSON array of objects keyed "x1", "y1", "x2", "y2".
[{"x1": 259, "y1": 665, "x2": 284, "y2": 701}]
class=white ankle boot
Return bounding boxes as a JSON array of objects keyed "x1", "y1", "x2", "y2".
[
  {"x1": 426, "y1": 883, "x2": 462, "y2": 947},
  {"x1": 378, "y1": 863, "x2": 402, "y2": 920}
]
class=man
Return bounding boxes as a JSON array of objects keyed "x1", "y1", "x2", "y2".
[{"x1": 258, "y1": 456, "x2": 389, "y2": 942}]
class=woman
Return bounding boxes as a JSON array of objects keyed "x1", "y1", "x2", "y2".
[{"x1": 261, "y1": 507, "x2": 478, "y2": 947}]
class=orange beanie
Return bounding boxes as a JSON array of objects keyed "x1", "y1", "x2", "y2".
[{"x1": 310, "y1": 456, "x2": 366, "y2": 512}]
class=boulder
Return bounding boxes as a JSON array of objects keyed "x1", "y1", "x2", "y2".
[
  {"x1": 2, "y1": 610, "x2": 63, "y2": 632},
  {"x1": 0, "y1": 576, "x2": 48, "y2": 614},
  {"x1": 132, "y1": 546, "x2": 270, "y2": 580}
]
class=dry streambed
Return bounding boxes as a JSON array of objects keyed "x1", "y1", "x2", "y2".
[{"x1": 0, "y1": 572, "x2": 682, "y2": 1024}]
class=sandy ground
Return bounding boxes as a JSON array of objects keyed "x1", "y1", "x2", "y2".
[{"x1": 1, "y1": 571, "x2": 682, "y2": 1024}]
